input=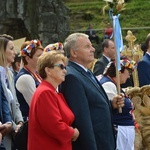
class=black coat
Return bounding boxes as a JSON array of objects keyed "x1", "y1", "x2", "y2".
[{"x1": 93, "y1": 55, "x2": 109, "y2": 76}]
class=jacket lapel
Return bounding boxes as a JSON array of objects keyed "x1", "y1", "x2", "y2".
[{"x1": 68, "y1": 61, "x2": 109, "y2": 101}]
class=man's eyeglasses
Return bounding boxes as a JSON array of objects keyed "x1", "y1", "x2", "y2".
[{"x1": 53, "y1": 64, "x2": 66, "y2": 70}]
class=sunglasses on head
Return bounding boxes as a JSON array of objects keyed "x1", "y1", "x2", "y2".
[{"x1": 53, "y1": 64, "x2": 66, "y2": 70}]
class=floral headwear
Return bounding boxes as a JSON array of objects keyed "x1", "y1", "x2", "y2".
[
  {"x1": 44, "y1": 42, "x2": 64, "y2": 53},
  {"x1": 121, "y1": 59, "x2": 136, "y2": 70},
  {"x1": 20, "y1": 39, "x2": 43, "y2": 57},
  {"x1": 103, "y1": 59, "x2": 136, "y2": 75}
]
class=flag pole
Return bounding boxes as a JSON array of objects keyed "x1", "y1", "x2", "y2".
[
  {"x1": 115, "y1": 47, "x2": 122, "y2": 113},
  {"x1": 113, "y1": 15, "x2": 122, "y2": 113},
  {"x1": 103, "y1": 0, "x2": 126, "y2": 113}
]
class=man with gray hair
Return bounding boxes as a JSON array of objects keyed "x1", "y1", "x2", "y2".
[{"x1": 59, "y1": 33, "x2": 124, "y2": 150}]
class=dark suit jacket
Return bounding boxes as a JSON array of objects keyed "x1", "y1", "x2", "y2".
[
  {"x1": 59, "y1": 61, "x2": 115, "y2": 150},
  {"x1": 0, "y1": 80, "x2": 11, "y2": 123},
  {"x1": 93, "y1": 55, "x2": 109, "y2": 76},
  {"x1": 137, "y1": 53, "x2": 150, "y2": 87}
]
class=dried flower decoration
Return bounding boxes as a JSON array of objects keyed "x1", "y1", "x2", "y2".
[
  {"x1": 103, "y1": 0, "x2": 126, "y2": 16},
  {"x1": 20, "y1": 39, "x2": 42, "y2": 57}
]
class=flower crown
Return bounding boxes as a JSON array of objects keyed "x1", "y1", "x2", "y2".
[
  {"x1": 103, "y1": 59, "x2": 136, "y2": 75},
  {"x1": 121, "y1": 59, "x2": 136, "y2": 70},
  {"x1": 20, "y1": 39, "x2": 42, "y2": 57},
  {"x1": 44, "y1": 42, "x2": 63, "y2": 52}
]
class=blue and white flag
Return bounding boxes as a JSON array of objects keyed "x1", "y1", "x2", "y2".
[{"x1": 113, "y1": 14, "x2": 124, "y2": 71}]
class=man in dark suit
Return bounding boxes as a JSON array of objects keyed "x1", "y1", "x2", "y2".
[
  {"x1": 59, "y1": 33, "x2": 124, "y2": 150},
  {"x1": 0, "y1": 80, "x2": 12, "y2": 149},
  {"x1": 93, "y1": 39, "x2": 134, "y2": 88},
  {"x1": 93, "y1": 39, "x2": 116, "y2": 76},
  {"x1": 137, "y1": 35, "x2": 150, "y2": 87}
]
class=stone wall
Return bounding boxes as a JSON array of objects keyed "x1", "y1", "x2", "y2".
[{"x1": 0, "y1": 0, "x2": 69, "y2": 47}]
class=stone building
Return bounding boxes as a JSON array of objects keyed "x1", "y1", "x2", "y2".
[{"x1": 0, "y1": 0, "x2": 69, "y2": 47}]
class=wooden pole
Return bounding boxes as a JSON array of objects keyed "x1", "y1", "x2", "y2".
[
  {"x1": 115, "y1": 57, "x2": 122, "y2": 113},
  {"x1": 113, "y1": 16, "x2": 122, "y2": 113}
]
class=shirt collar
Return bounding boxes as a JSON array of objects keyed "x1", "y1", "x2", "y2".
[
  {"x1": 70, "y1": 61, "x2": 88, "y2": 72},
  {"x1": 103, "y1": 54, "x2": 111, "y2": 62},
  {"x1": 146, "y1": 52, "x2": 150, "y2": 56}
]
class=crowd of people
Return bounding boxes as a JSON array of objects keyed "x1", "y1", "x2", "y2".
[{"x1": 0, "y1": 30, "x2": 149, "y2": 150}]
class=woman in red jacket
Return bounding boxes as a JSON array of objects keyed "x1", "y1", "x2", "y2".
[{"x1": 28, "y1": 51, "x2": 79, "y2": 150}]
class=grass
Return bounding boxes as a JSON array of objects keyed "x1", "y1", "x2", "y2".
[{"x1": 64, "y1": 0, "x2": 150, "y2": 44}]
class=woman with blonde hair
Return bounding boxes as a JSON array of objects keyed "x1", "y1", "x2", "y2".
[
  {"x1": 0, "y1": 34, "x2": 23, "y2": 150},
  {"x1": 28, "y1": 51, "x2": 79, "y2": 150}
]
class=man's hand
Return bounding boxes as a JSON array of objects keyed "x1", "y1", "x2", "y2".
[
  {"x1": 72, "y1": 128, "x2": 79, "y2": 142},
  {"x1": 0, "y1": 123, "x2": 12, "y2": 137},
  {"x1": 111, "y1": 93, "x2": 124, "y2": 109}
]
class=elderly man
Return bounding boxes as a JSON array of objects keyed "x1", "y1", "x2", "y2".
[{"x1": 59, "y1": 33, "x2": 124, "y2": 150}]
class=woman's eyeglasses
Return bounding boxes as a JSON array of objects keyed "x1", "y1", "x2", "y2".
[{"x1": 53, "y1": 64, "x2": 66, "y2": 70}]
